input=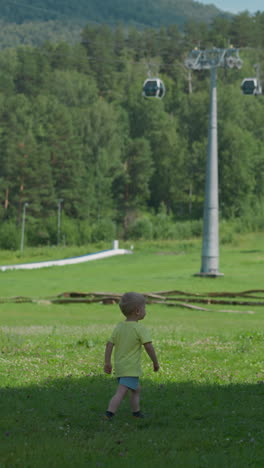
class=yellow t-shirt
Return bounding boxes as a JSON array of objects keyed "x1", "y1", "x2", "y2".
[{"x1": 109, "y1": 321, "x2": 152, "y2": 377}]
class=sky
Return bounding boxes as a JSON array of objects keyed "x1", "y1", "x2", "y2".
[{"x1": 198, "y1": 0, "x2": 263, "y2": 14}]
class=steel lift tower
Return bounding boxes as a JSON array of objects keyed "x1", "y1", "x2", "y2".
[{"x1": 185, "y1": 48, "x2": 243, "y2": 277}]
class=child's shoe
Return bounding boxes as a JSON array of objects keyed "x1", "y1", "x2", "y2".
[
  {"x1": 132, "y1": 411, "x2": 145, "y2": 418},
  {"x1": 104, "y1": 411, "x2": 114, "y2": 421}
]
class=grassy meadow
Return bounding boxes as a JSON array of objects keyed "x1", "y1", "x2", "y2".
[{"x1": 0, "y1": 233, "x2": 264, "y2": 467}]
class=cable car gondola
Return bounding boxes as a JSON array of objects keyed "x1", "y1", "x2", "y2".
[
  {"x1": 241, "y1": 77, "x2": 262, "y2": 96},
  {"x1": 142, "y1": 78, "x2": 165, "y2": 99}
]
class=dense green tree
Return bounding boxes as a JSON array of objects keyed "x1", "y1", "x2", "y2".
[
  {"x1": 254, "y1": 12, "x2": 264, "y2": 48},
  {"x1": 218, "y1": 86, "x2": 259, "y2": 217},
  {"x1": 113, "y1": 137, "x2": 153, "y2": 227},
  {"x1": 14, "y1": 48, "x2": 51, "y2": 95},
  {"x1": 0, "y1": 19, "x2": 264, "y2": 246},
  {"x1": 230, "y1": 12, "x2": 256, "y2": 47},
  {"x1": 208, "y1": 17, "x2": 232, "y2": 48},
  {"x1": 219, "y1": 123, "x2": 258, "y2": 217},
  {"x1": 75, "y1": 98, "x2": 125, "y2": 220},
  {"x1": 0, "y1": 94, "x2": 37, "y2": 222},
  {"x1": 81, "y1": 25, "x2": 117, "y2": 94}
]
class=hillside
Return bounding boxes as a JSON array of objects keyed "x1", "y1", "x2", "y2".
[
  {"x1": 0, "y1": 0, "x2": 223, "y2": 26},
  {"x1": 0, "y1": 0, "x2": 227, "y2": 48}
]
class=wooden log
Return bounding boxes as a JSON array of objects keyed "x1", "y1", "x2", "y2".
[
  {"x1": 162, "y1": 296, "x2": 264, "y2": 306},
  {"x1": 52, "y1": 298, "x2": 105, "y2": 304},
  {"x1": 56, "y1": 291, "x2": 122, "y2": 298},
  {"x1": 144, "y1": 293, "x2": 165, "y2": 300},
  {"x1": 155, "y1": 289, "x2": 264, "y2": 298},
  {"x1": 148, "y1": 300, "x2": 255, "y2": 314}
]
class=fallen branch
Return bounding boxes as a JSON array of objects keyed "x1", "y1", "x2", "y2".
[
  {"x1": 0, "y1": 290, "x2": 262, "y2": 314},
  {"x1": 155, "y1": 289, "x2": 264, "y2": 298},
  {"x1": 0, "y1": 296, "x2": 33, "y2": 303},
  {"x1": 148, "y1": 300, "x2": 255, "y2": 314},
  {"x1": 160, "y1": 296, "x2": 264, "y2": 306}
]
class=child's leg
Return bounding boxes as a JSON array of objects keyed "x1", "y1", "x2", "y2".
[
  {"x1": 130, "y1": 385, "x2": 141, "y2": 412},
  {"x1": 107, "y1": 384, "x2": 129, "y2": 414}
]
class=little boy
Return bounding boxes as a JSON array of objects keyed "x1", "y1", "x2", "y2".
[{"x1": 104, "y1": 291, "x2": 159, "y2": 420}]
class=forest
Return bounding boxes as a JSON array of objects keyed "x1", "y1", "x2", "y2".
[
  {"x1": 0, "y1": 0, "x2": 221, "y2": 28},
  {"x1": 0, "y1": 12, "x2": 264, "y2": 248},
  {"x1": 0, "y1": 0, "x2": 224, "y2": 50}
]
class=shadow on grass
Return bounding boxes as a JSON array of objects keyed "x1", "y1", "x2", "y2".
[
  {"x1": 240, "y1": 250, "x2": 263, "y2": 254},
  {"x1": 0, "y1": 376, "x2": 263, "y2": 468}
]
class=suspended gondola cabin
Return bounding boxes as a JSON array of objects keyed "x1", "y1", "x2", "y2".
[
  {"x1": 142, "y1": 78, "x2": 165, "y2": 99},
  {"x1": 241, "y1": 78, "x2": 262, "y2": 95}
]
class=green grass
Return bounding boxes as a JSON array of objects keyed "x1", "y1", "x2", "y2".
[{"x1": 0, "y1": 233, "x2": 264, "y2": 467}]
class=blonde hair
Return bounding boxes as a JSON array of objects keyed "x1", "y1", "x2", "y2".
[{"x1": 119, "y1": 292, "x2": 146, "y2": 317}]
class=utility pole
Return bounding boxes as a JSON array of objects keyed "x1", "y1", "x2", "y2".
[
  {"x1": 57, "y1": 199, "x2": 63, "y2": 245},
  {"x1": 187, "y1": 68, "x2": 192, "y2": 94},
  {"x1": 185, "y1": 48, "x2": 243, "y2": 277},
  {"x1": 20, "y1": 202, "x2": 29, "y2": 253}
]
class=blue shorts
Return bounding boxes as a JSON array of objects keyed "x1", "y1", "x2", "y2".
[{"x1": 118, "y1": 377, "x2": 139, "y2": 390}]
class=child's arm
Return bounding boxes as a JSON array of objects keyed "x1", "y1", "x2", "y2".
[
  {"x1": 104, "y1": 341, "x2": 114, "y2": 374},
  {"x1": 144, "y1": 342, "x2": 159, "y2": 372}
]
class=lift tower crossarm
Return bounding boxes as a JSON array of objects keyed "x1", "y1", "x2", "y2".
[{"x1": 185, "y1": 48, "x2": 243, "y2": 71}]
